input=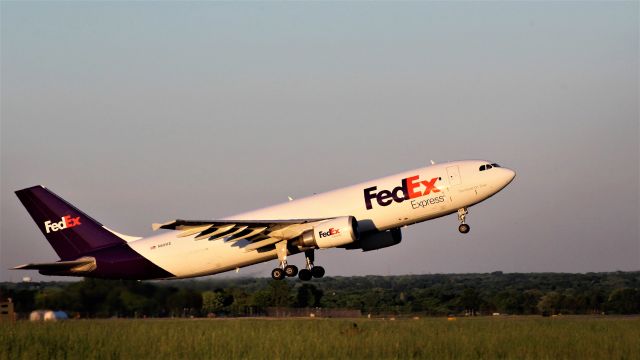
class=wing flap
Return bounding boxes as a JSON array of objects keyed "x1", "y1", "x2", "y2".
[
  {"x1": 208, "y1": 226, "x2": 247, "y2": 241},
  {"x1": 227, "y1": 227, "x2": 267, "y2": 242},
  {"x1": 194, "y1": 224, "x2": 236, "y2": 240},
  {"x1": 176, "y1": 225, "x2": 213, "y2": 238}
]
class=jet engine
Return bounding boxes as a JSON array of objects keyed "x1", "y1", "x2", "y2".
[
  {"x1": 344, "y1": 228, "x2": 402, "y2": 252},
  {"x1": 297, "y1": 216, "x2": 359, "y2": 249}
]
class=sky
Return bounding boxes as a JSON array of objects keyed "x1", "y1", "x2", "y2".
[{"x1": 1, "y1": 2, "x2": 638, "y2": 282}]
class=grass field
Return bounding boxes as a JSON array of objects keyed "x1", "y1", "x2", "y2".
[{"x1": 1, "y1": 316, "x2": 639, "y2": 359}]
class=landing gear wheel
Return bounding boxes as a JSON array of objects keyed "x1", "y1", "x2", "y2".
[
  {"x1": 271, "y1": 268, "x2": 285, "y2": 280},
  {"x1": 458, "y1": 223, "x2": 470, "y2": 234},
  {"x1": 298, "y1": 269, "x2": 312, "y2": 281},
  {"x1": 284, "y1": 264, "x2": 298, "y2": 277},
  {"x1": 311, "y1": 266, "x2": 325, "y2": 278}
]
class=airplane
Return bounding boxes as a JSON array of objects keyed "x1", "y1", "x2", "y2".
[{"x1": 12, "y1": 160, "x2": 515, "y2": 281}]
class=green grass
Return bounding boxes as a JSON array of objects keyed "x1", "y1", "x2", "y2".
[{"x1": 1, "y1": 316, "x2": 639, "y2": 359}]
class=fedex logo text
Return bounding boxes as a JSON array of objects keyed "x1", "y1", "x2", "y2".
[
  {"x1": 44, "y1": 215, "x2": 81, "y2": 233},
  {"x1": 319, "y1": 228, "x2": 340, "y2": 238},
  {"x1": 364, "y1": 175, "x2": 440, "y2": 210}
]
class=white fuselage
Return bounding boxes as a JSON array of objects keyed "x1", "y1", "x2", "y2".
[{"x1": 128, "y1": 160, "x2": 515, "y2": 278}]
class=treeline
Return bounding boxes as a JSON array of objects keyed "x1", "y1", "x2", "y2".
[{"x1": 1, "y1": 272, "x2": 639, "y2": 318}]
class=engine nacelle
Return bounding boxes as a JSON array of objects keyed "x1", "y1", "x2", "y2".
[
  {"x1": 344, "y1": 228, "x2": 402, "y2": 252},
  {"x1": 297, "y1": 216, "x2": 359, "y2": 249}
]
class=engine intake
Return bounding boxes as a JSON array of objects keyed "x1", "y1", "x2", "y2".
[{"x1": 298, "y1": 216, "x2": 359, "y2": 249}]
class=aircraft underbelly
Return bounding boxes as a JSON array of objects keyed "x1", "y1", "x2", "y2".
[{"x1": 129, "y1": 232, "x2": 279, "y2": 277}]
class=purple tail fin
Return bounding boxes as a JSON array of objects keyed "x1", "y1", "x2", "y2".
[{"x1": 15, "y1": 186, "x2": 127, "y2": 260}]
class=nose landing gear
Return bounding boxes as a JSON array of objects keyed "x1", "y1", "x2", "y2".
[{"x1": 457, "y1": 207, "x2": 470, "y2": 234}]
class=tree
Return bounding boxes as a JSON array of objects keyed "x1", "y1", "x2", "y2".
[
  {"x1": 35, "y1": 288, "x2": 67, "y2": 309},
  {"x1": 251, "y1": 289, "x2": 272, "y2": 309},
  {"x1": 493, "y1": 290, "x2": 523, "y2": 315},
  {"x1": 458, "y1": 288, "x2": 481, "y2": 315},
  {"x1": 584, "y1": 289, "x2": 605, "y2": 314},
  {"x1": 521, "y1": 289, "x2": 543, "y2": 315},
  {"x1": 537, "y1": 291, "x2": 562, "y2": 315},
  {"x1": 296, "y1": 284, "x2": 323, "y2": 308},
  {"x1": 249, "y1": 281, "x2": 293, "y2": 310},
  {"x1": 227, "y1": 288, "x2": 251, "y2": 316},
  {"x1": 607, "y1": 288, "x2": 640, "y2": 314},
  {"x1": 120, "y1": 290, "x2": 150, "y2": 317},
  {"x1": 166, "y1": 288, "x2": 202, "y2": 317},
  {"x1": 268, "y1": 280, "x2": 293, "y2": 307},
  {"x1": 202, "y1": 291, "x2": 225, "y2": 314}
]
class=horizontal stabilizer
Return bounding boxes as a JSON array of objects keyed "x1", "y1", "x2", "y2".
[{"x1": 12, "y1": 257, "x2": 96, "y2": 273}]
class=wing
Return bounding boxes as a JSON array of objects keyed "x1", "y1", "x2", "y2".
[{"x1": 153, "y1": 218, "x2": 331, "y2": 252}]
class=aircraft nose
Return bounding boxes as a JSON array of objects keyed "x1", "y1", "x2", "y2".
[{"x1": 501, "y1": 168, "x2": 516, "y2": 187}]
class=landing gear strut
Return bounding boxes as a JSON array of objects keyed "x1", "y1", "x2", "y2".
[
  {"x1": 271, "y1": 241, "x2": 298, "y2": 280},
  {"x1": 457, "y1": 207, "x2": 470, "y2": 234},
  {"x1": 299, "y1": 249, "x2": 324, "y2": 281}
]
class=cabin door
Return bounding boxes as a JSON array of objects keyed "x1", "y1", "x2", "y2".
[{"x1": 446, "y1": 166, "x2": 461, "y2": 186}]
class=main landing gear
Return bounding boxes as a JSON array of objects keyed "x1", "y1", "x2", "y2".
[
  {"x1": 270, "y1": 244, "x2": 325, "y2": 281},
  {"x1": 271, "y1": 241, "x2": 298, "y2": 280},
  {"x1": 298, "y1": 249, "x2": 325, "y2": 281},
  {"x1": 271, "y1": 265, "x2": 298, "y2": 281},
  {"x1": 457, "y1": 207, "x2": 470, "y2": 234}
]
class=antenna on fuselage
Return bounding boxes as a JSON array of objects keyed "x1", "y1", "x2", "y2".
[{"x1": 430, "y1": 160, "x2": 436, "y2": 165}]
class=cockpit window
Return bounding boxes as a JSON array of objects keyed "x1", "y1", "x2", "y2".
[{"x1": 480, "y1": 163, "x2": 499, "y2": 171}]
